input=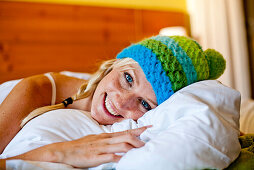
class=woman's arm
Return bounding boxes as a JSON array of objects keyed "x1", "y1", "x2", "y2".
[
  {"x1": 0, "y1": 73, "x2": 86, "y2": 153},
  {"x1": 0, "y1": 126, "x2": 149, "y2": 169}
]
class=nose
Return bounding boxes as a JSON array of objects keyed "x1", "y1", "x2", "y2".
[{"x1": 113, "y1": 91, "x2": 138, "y2": 111}]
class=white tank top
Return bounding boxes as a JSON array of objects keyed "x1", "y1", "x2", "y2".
[{"x1": 44, "y1": 73, "x2": 56, "y2": 105}]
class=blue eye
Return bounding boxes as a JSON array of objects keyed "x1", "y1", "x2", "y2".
[
  {"x1": 124, "y1": 72, "x2": 133, "y2": 83},
  {"x1": 141, "y1": 100, "x2": 151, "y2": 111}
]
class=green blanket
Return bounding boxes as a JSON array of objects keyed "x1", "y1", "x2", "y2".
[{"x1": 225, "y1": 134, "x2": 254, "y2": 170}]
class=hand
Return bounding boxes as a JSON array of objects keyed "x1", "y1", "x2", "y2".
[{"x1": 9, "y1": 126, "x2": 151, "y2": 168}]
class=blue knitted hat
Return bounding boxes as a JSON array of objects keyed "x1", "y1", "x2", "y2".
[{"x1": 116, "y1": 35, "x2": 226, "y2": 105}]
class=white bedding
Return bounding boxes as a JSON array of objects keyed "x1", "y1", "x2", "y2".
[{"x1": 0, "y1": 80, "x2": 241, "y2": 170}]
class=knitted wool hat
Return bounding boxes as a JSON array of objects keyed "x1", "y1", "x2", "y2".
[{"x1": 116, "y1": 35, "x2": 226, "y2": 105}]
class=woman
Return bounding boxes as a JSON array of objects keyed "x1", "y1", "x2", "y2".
[{"x1": 0, "y1": 35, "x2": 226, "y2": 168}]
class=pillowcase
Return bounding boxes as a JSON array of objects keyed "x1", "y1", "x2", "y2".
[
  {"x1": 2, "y1": 80, "x2": 241, "y2": 170},
  {"x1": 0, "y1": 110, "x2": 104, "y2": 159},
  {"x1": 112, "y1": 80, "x2": 241, "y2": 170}
]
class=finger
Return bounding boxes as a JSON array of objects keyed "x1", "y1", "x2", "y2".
[
  {"x1": 86, "y1": 154, "x2": 122, "y2": 167},
  {"x1": 106, "y1": 133, "x2": 145, "y2": 148},
  {"x1": 97, "y1": 142, "x2": 135, "y2": 154},
  {"x1": 97, "y1": 154, "x2": 122, "y2": 164},
  {"x1": 111, "y1": 125, "x2": 152, "y2": 137},
  {"x1": 78, "y1": 133, "x2": 111, "y2": 141}
]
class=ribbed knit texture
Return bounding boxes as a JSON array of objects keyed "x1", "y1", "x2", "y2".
[{"x1": 117, "y1": 35, "x2": 226, "y2": 105}]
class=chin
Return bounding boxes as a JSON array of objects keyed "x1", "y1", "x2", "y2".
[
  {"x1": 90, "y1": 111, "x2": 120, "y2": 125},
  {"x1": 90, "y1": 110, "x2": 108, "y2": 125}
]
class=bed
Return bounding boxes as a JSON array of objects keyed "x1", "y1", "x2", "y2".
[{"x1": 0, "y1": 72, "x2": 254, "y2": 170}]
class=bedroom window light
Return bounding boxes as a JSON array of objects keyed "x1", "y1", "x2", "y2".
[{"x1": 159, "y1": 26, "x2": 187, "y2": 36}]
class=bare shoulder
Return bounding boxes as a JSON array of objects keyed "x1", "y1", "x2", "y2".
[
  {"x1": 18, "y1": 72, "x2": 87, "y2": 103},
  {"x1": 22, "y1": 74, "x2": 52, "y2": 90},
  {"x1": 51, "y1": 72, "x2": 87, "y2": 85},
  {"x1": 11, "y1": 74, "x2": 52, "y2": 101},
  {"x1": 13, "y1": 72, "x2": 87, "y2": 104},
  {"x1": 50, "y1": 73, "x2": 87, "y2": 103},
  {"x1": 23, "y1": 72, "x2": 85, "y2": 85}
]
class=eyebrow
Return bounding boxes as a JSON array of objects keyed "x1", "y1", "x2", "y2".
[{"x1": 130, "y1": 69, "x2": 139, "y2": 86}]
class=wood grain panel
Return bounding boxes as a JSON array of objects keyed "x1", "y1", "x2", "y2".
[{"x1": 0, "y1": 1, "x2": 189, "y2": 83}]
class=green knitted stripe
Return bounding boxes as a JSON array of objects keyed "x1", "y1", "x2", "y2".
[
  {"x1": 151, "y1": 36, "x2": 198, "y2": 85},
  {"x1": 139, "y1": 39, "x2": 187, "y2": 92},
  {"x1": 170, "y1": 36, "x2": 210, "y2": 80}
]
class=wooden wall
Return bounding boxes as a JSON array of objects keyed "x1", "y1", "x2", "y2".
[{"x1": 0, "y1": 1, "x2": 189, "y2": 83}]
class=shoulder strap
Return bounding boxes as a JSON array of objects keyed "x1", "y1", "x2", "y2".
[{"x1": 44, "y1": 73, "x2": 56, "y2": 105}]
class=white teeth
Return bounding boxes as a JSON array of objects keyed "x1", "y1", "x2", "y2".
[{"x1": 105, "y1": 96, "x2": 119, "y2": 116}]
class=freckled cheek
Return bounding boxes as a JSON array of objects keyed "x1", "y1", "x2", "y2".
[
  {"x1": 90, "y1": 84, "x2": 104, "y2": 117},
  {"x1": 106, "y1": 78, "x2": 122, "y2": 93},
  {"x1": 90, "y1": 98, "x2": 100, "y2": 120},
  {"x1": 127, "y1": 111, "x2": 144, "y2": 120}
]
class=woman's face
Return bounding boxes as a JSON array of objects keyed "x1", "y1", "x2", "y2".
[{"x1": 90, "y1": 63, "x2": 157, "y2": 125}]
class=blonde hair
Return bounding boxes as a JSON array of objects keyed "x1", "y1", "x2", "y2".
[{"x1": 21, "y1": 58, "x2": 137, "y2": 128}]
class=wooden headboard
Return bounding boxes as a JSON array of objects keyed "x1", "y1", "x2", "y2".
[{"x1": 0, "y1": 1, "x2": 189, "y2": 83}]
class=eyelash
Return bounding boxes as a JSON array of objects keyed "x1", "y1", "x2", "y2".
[
  {"x1": 124, "y1": 72, "x2": 133, "y2": 86},
  {"x1": 140, "y1": 99, "x2": 152, "y2": 111},
  {"x1": 123, "y1": 72, "x2": 151, "y2": 111}
]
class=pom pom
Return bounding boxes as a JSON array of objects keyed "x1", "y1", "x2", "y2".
[{"x1": 204, "y1": 49, "x2": 226, "y2": 79}]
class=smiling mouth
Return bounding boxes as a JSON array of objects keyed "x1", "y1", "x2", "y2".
[{"x1": 103, "y1": 93, "x2": 123, "y2": 118}]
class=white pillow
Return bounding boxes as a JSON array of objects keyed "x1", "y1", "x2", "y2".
[
  {"x1": 0, "y1": 110, "x2": 104, "y2": 159},
  {"x1": 2, "y1": 80, "x2": 241, "y2": 170},
  {"x1": 113, "y1": 80, "x2": 241, "y2": 170}
]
